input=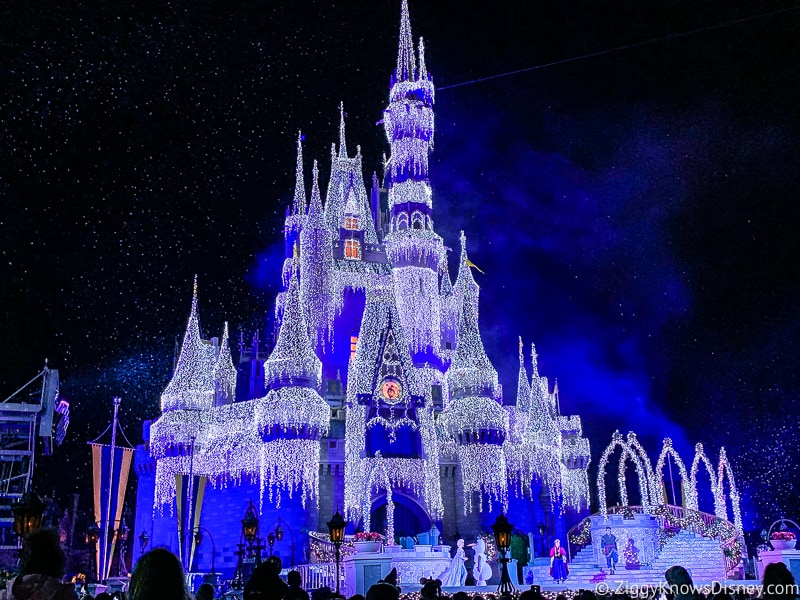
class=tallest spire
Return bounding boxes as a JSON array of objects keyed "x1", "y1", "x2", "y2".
[
  {"x1": 293, "y1": 131, "x2": 306, "y2": 215},
  {"x1": 396, "y1": 0, "x2": 416, "y2": 82},
  {"x1": 338, "y1": 101, "x2": 347, "y2": 158}
]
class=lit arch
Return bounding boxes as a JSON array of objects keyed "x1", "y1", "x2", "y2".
[
  {"x1": 655, "y1": 438, "x2": 690, "y2": 506},
  {"x1": 596, "y1": 431, "x2": 651, "y2": 516},
  {"x1": 689, "y1": 443, "x2": 720, "y2": 514},
  {"x1": 626, "y1": 432, "x2": 659, "y2": 508},
  {"x1": 717, "y1": 447, "x2": 743, "y2": 533}
]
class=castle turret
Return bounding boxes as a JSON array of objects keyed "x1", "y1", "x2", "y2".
[
  {"x1": 300, "y1": 159, "x2": 335, "y2": 348},
  {"x1": 213, "y1": 322, "x2": 237, "y2": 406},
  {"x1": 160, "y1": 277, "x2": 216, "y2": 412},
  {"x1": 323, "y1": 104, "x2": 378, "y2": 245},
  {"x1": 442, "y1": 272, "x2": 508, "y2": 513},
  {"x1": 282, "y1": 132, "x2": 306, "y2": 287},
  {"x1": 150, "y1": 278, "x2": 216, "y2": 507},
  {"x1": 256, "y1": 261, "x2": 330, "y2": 507}
]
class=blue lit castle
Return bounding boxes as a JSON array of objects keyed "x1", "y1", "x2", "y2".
[{"x1": 133, "y1": 0, "x2": 591, "y2": 576}]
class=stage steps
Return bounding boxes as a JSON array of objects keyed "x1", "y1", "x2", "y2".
[{"x1": 528, "y1": 532, "x2": 726, "y2": 585}]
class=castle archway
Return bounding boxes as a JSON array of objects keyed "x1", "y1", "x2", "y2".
[{"x1": 370, "y1": 492, "x2": 432, "y2": 540}]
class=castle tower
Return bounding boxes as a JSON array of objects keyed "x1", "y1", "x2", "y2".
[
  {"x1": 256, "y1": 261, "x2": 330, "y2": 508},
  {"x1": 344, "y1": 283, "x2": 443, "y2": 537},
  {"x1": 442, "y1": 249, "x2": 509, "y2": 513},
  {"x1": 150, "y1": 278, "x2": 216, "y2": 508},
  {"x1": 383, "y1": 1, "x2": 445, "y2": 362}
]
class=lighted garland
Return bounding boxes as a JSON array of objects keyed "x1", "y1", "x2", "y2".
[
  {"x1": 654, "y1": 438, "x2": 690, "y2": 506},
  {"x1": 716, "y1": 447, "x2": 743, "y2": 533},
  {"x1": 624, "y1": 432, "x2": 657, "y2": 509},
  {"x1": 689, "y1": 443, "x2": 720, "y2": 514},
  {"x1": 596, "y1": 431, "x2": 652, "y2": 517}
]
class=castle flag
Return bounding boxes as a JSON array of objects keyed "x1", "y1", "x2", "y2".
[{"x1": 91, "y1": 442, "x2": 133, "y2": 580}]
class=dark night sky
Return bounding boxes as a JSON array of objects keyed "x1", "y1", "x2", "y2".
[{"x1": 1, "y1": 0, "x2": 798, "y2": 532}]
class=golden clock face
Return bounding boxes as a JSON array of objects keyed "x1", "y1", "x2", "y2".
[{"x1": 381, "y1": 379, "x2": 402, "y2": 403}]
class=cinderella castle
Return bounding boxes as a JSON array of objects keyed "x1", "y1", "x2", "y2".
[{"x1": 133, "y1": 0, "x2": 592, "y2": 575}]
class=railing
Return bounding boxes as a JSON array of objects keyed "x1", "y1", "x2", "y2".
[
  {"x1": 289, "y1": 563, "x2": 343, "y2": 591},
  {"x1": 566, "y1": 504, "x2": 742, "y2": 575}
]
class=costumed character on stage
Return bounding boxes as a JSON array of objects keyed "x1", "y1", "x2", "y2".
[
  {"x1": 438, "y1": 539, "x2": 468, "y2": 587},
  {"x1": 600, "y1": 526, "x2": 618, "y2": 575},
  {"x1": 471, "y1": 537, "x2": 492, "y2": 587},
  {"x1": 549, "y1": 538, "x2": 569, "y2": 583}
]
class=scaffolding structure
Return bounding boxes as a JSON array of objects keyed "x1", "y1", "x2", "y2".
[{"x1": 0, "y1": 365, "x2": 69, "y2": 549}]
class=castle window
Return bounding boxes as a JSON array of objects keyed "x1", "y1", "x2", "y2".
[
  {"x1": 350, "y1": 334, "x2": 358, "y2": 359},
  {"x1": 411, "y1": 211, "x2": 424, "y2": 230},
  {"x1": 345, "y1": 215, "x2": 360, "y2": 230},
  {"x1": 397, "y1": 213, "x2": 408, "y2": 231},
  {"x1": 344, "y1": 239, "x2": 361, "y2": 260}
]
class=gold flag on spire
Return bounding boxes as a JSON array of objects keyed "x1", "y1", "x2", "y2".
[{"x1": 465, "y1": 258, "x2": 485, "y2": 274}]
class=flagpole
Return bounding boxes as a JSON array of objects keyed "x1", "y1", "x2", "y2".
[{"x1": 102, "y1": 396, "x2": 121, "y2": 582}]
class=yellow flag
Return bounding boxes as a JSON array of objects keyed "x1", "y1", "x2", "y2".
[{"x1": 465, "y1": 258, "x2": 485, "y2": 274}]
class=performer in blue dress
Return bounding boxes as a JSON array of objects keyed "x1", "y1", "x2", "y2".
[
  {"x1": 549, "y1": 539, "x2": 569, "y2": 584},
  {"x1": 438, "y1": 539, "x2": 467, "y2": 587}
]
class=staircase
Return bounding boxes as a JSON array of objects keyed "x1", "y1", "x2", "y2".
[{"x1": 529, "y1": 532, "x2": 726, "y2": 586}]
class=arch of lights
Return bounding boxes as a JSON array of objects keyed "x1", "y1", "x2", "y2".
[
  {"x1": 654, "y1": 437, "x2": 690, "y2": 506},
  {"x1": 597, "y1": 433, "x2": 741, "y2": 531}
]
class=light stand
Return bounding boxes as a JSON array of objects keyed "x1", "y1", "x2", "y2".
[
  {"x1": 194, "y1": 526, "x2": 217, "y2": 586},
  {"x1": 492, "y1": 514, "x2": 515, "y2": 597},
  {"x1": 117, "y1": 521, "x2": 129, "y2": 576},
  {"x1": 85, "y1": 522, "x2": 101, "y2": 584},
  {"x1": 327, "y1": 511, "x2": 347, "y2": 597}
]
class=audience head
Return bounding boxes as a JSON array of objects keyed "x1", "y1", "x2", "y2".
[
  {"x1": 288, "y1": 570, "x2": 302, "y2": 587},
  {"x1": 347, "y1": 595, "x2": 365, "y2": 600},
  {"x1": 365, "y1": 584, "x2": 398, "y2": 600},
  {"x1": 267, "y1": 555, "x2": 283, "y2": 576},
  {"x1": 762, "y1": 562, "x2": 796, "y2": 599},
  {"x1": 196, "y1": 583, "x2": 215, "y2": 600},
  {"x1": 20, "y1": 528, "x2": 66, "y2": 578},
  {"x1": 129, "y1": 548, "x2": 188, "y2": 600},
  {"x1": 665, "y1": 565, "x2": 694, "y2": 588}
]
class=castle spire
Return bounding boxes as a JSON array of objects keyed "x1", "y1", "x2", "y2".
[
  {"x1": 454, "y1": 231, "x2": 480, "y2": 317},
  {"x1": 306, "y1": 159, "x2": 324, "y2": 227},
  {"x1": 293, "y1": 131, "x2": 306, "y2": 215},
  {"x1": 161, "y1": 277, "x2": 216, "y2": 411},
  {"x1": 531, "y1": 342, "x2": 539, "y2": 377},
  {"x1": 264, "y1": 260, "x2": 322, "y2": 390},
  {"x1": 214, "y1": 321, "x2": 237, "y2": 406},
  {"x1": 418, "y1": 37, "x2": 428, "y2": 81},
  {"x1": 517, "y1": 336, "x2": 531, "y2": 412},
  {"x1": 396, "y1": 0, "x2": 416, "y2": 82},
  {"x1": 448, "y1": 271, "x2": 498, "y2": 399},
  {"x1": 338, "y1": 102, "x2": 347, "y2": 158}
]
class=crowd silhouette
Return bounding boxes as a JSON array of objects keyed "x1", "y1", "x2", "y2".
[{"x1": 0, "y1": 531, "x2": 795, "y2": 600}]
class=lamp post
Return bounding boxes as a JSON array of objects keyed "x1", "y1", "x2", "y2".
[
  {"x1": 11, "y1": 490, "x2": 45, "y2": 538},
  {"x1": 241, "y1": 500, "x2": 264, "y2": 565},
  {"x1": 194, "y1": 526, "x2": 217, "y2": 581},
  {"x1": 272, "y1": 518, "x2": 296, "y2": 566},
  {"x1": 267, "y1": 531, "x2": 276, "y2": 557},
  {"x1": 138, "y1": 530, "x2": 150, "y2": 556},
  {"x1": 117, "y1": 521, "x2": 130, "y2": 576},
  {"x1": 492, "y1": 514, "x2": 515, "y2": 597},
  {"x1": 327, "y1": 511, "x2": 347, "y2": 597},
  {"x1": 85, "y1": 522, "x2": 101, "y2": 584}
]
